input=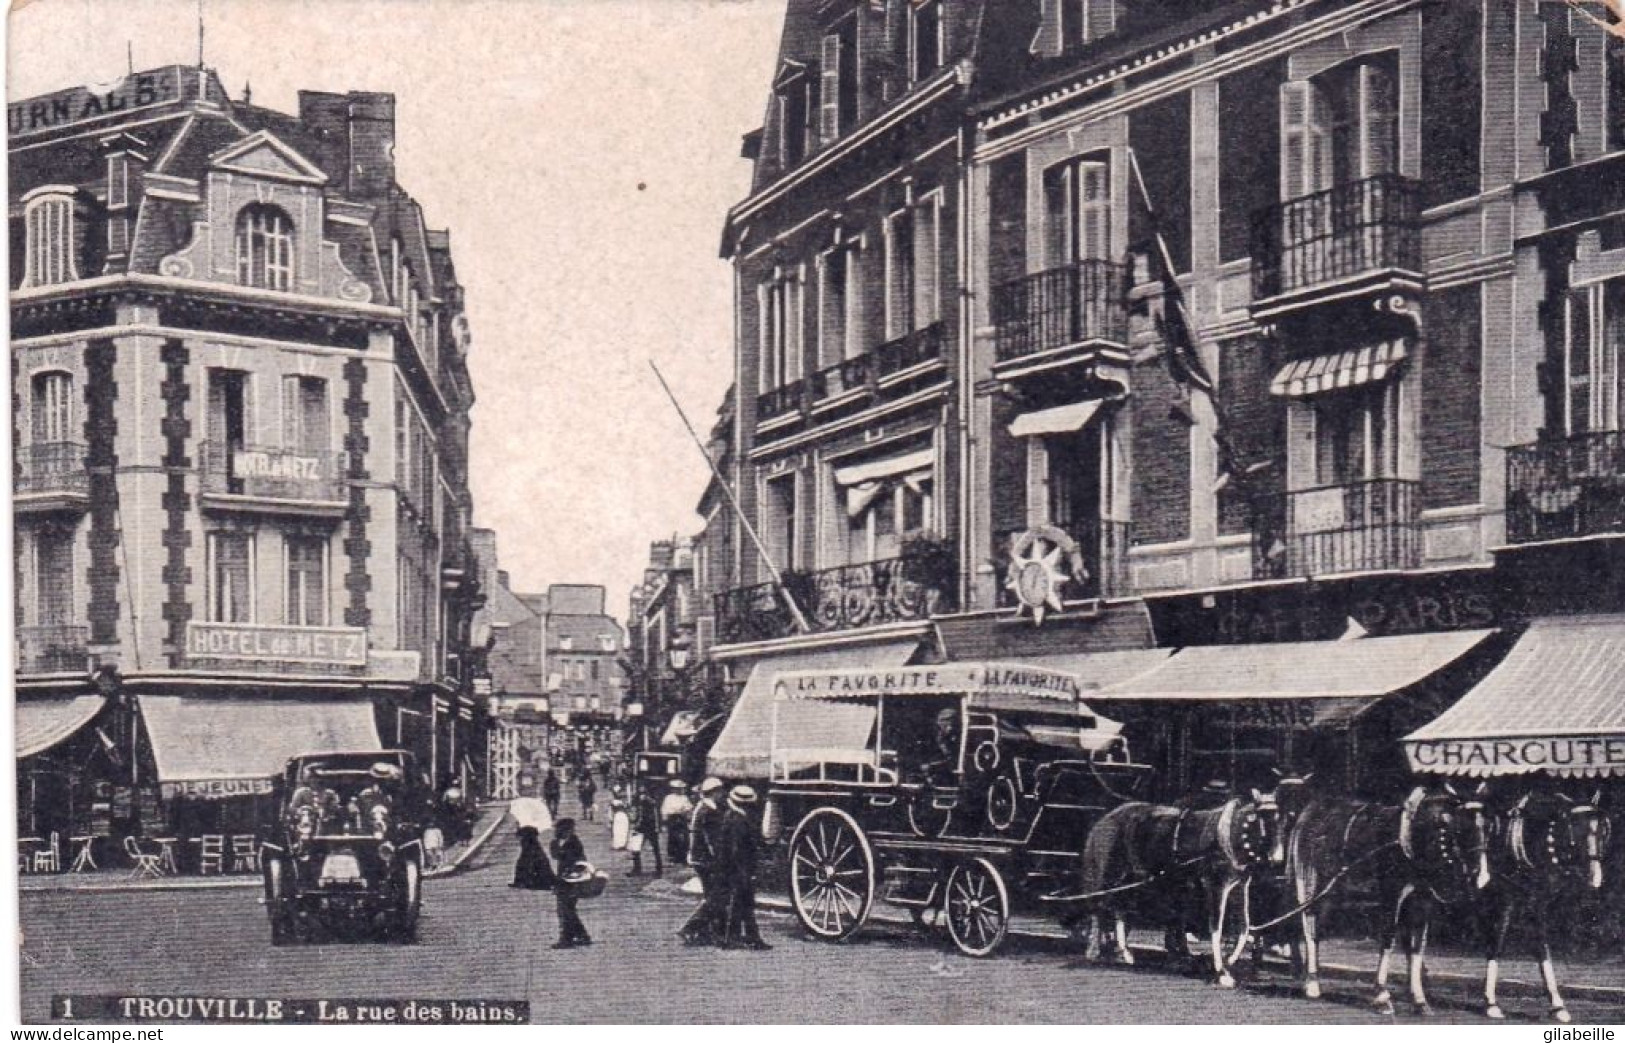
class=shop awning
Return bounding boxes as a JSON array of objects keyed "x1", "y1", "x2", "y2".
[
  {"x1": 1270, "y1": 340, "x2": 1408, "y2": 397},
  {"x1": 16, "y1": 695, "x2": 108, "y2": 759},
  {"x1": 1023, "y1": 647, "x2": 1175, "y2": 694},
  {"x1": 1009, "y1": 400, "x2": 1103, "y2": 438},
  {"x1": 707, "y1": 640, "x2": 919, "y2": 779},
  {"x1": 141, "y1": 696, "x2": 382, "y2": 800},
  {"x1": 1405, "y1": 616, "x2": 1625, "y2": 778},
  {"x1": 833, "y1": 447, "x2": 935, "y2": 487},
  {"x1": 660, "y1": 710, "x2": 700, "y2": 745},
  {"x1": 1100, "y1": 629, "x2": 1495, "y2": 726}
]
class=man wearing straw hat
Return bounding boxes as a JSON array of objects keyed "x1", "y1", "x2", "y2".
[
  {"x1": 716, "y1": 785, "x2": 771, "y2": 950},
  {"x1": 677, "y1": 777, "x2": 725, "y2": 945}
]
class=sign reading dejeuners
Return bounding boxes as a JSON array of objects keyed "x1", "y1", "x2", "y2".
[
  {"x1": 160, "y1": 777, "x2": 274, "y2": 801},
  {"x1": 1406, "y1": 736, "x2": 1625, "y2": 776},
  {"x1": 185, "y1": 622, "x2": 368, "y2": 668}
]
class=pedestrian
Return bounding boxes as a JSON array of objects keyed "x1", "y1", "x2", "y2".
[
  {"x1": 629, "y1": 785, "x2": 663, "y2": 877},
  {"x1": 659, "y1": 778, "x2": 693, "y2": 866},
  {"x1": 610, "y1": 796, "x2": 631, "y2": 851},
  {"x1": 578, "y1": 772, "x2": 598, "y2": 823},
  {"x1": 548, "y1": 818, "x2": 593, "y2": 948},
  {"x1": 542, "y1": 770, "x2": 561, "y2": 820},
  {"x1": 716, "y1": 785, "x2": 771, "y2": 950},
  {"x1": 510, "y1": 824, "x2": 556, "y2": 890},
  {"x1": 677, "y1": 777, "x2": 725, "y2": 945}
]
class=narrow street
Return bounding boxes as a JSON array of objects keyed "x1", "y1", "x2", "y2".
[{"x1": 19, "y1": 814, "x2": 1621, "y2": 1024}]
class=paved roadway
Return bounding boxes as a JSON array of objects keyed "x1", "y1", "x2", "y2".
[{"x1": 17, "y1": 816, "x2": 1624, "y2": 1025}]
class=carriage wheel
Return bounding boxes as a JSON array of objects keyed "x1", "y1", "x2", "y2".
[
  {"x1": 788, "y1": 807, "x2": 875, "y2": 942},
  {"x1": 945, "y1": 858, "x2": 1011, "y2": 958}
]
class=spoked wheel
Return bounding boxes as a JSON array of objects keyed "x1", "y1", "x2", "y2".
[
  {"x1": 788, "y1": 807, "x2": 875, "y2": 942},
  {"x1": 945, "y1": 858, "x2": 1011, "y2": 958},
  {"x1": 390, "y1": 858, "x2": 422, "y2": 943}
]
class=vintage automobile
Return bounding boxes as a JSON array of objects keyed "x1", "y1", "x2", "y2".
[
  {"x1": 761, "y1": 661, "x2": 1151, "y2": 957},
  {"x1": 260, "y1": 750, "x2": 429, "y2": 944},
  {"x1": 633, "y1": 750, "x2": 683, "y2": 787}
]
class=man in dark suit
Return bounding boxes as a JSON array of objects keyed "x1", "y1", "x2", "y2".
[
  {"x1": 715, "y1": 785, "x2": 771, "y2": 950},
  {"x1": 677, "y1": 777, "x2": 725, "y2": 945},
  {"x1": 548, "y1": 818, "x2": 592, "y2": 949}
]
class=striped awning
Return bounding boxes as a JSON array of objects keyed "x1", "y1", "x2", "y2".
[
  {"x1": 1270, "y1": 340, "x2": 1408, "y2": 397},
  {"x1": 1405, "y1": 616, "x2": 1625, "y2": 778},
  {"x1": 16, "y1": 695, "x2": 107, "y2": 759}
]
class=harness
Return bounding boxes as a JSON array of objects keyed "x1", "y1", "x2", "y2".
[
  {"x1": 1508, "y1": 795, "x2": 1535, "y2": 871},
  {"x1": 1215, "y1": 798, "x2": 1244, "y2": 872}
]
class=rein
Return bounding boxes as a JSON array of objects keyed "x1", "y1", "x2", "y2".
[
  {"x1": 1039, "y1": 853, "x2": 1207, "y2": 905},
  {"x1": 1246, "y1": 839, "x2": 1400, "y2": 933}
]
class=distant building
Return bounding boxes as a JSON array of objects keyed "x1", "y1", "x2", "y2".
[{"x1": 540, "y1": 584, "x2": 625, "y2": 731}]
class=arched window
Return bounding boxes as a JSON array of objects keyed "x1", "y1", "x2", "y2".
[
  {"x1": 22, "y1": 188, "x2": 78, "y2": 287},
  {"x1": 235, "y1": 204, "x2": 295, "y2": 291}
]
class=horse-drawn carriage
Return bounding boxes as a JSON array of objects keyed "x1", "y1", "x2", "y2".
[{"x1": 760, "y1": 661, "x2": 1158, "y2": 956}]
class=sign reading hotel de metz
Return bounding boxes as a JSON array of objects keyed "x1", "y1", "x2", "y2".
[{"x1": 185, "y1": 622, "x2": 368, "y2": 670}]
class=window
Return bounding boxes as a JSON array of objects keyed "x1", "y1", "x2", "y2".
[
  {"x1": 765, "y1": 474, "x2": 798, "y2": 570},
  {"x1": 1060, "y1": 0, "x2": 1119, "y2": 50},
  {"x1": 1313, "y1": 384, "x2": 1399, "y2": 487},
  {"x1": 590, "y1": 660, "x2": 601, "y2": 681},
  {"x1": 841, "y1": 457, "x2": 933, "y2": 563},
  {"x1": 778, "y1": 69, "x2": 818, "y2": 167},
  {"x1": 1564, "y1": 280, "x2": 1625, "y2": 435},
  {"x1": 235, "y1": 204, "x2": 295, "y2": 291},
  {"x1": 35, "y1": 528, "x2": 74, "y2": 626},
  {"x1": 285, "y1": 534, "x2": 327, "y2": 626},
  {"x1": 1612, "y1": 16, "x2": 1625, "y2": 154},
  {"x1": 209, "y1": 532, "x2": 255, "y2": 623},
  {"x1": 886, "y1": 197, "x2": 942, "y2": 338},
  {"x1": 820, "y1": 15, "x2": 860, "y2": 141},
  {"x1": 30, "y1": 372, "x2": 73, "y2": 445},
  {"x1": 395, "y1": 397, "x2": 410, "y2": 487},
  {"x1": 1046, "y1": 426, "x2": 1109, "y2": 533},
  {"x1": 1043, "y1": 157, "x2": 1111, "y2": 266},
  {"x1": 598, "y1": 634, "x2": 616, "y2": 652},
  {"x1": 1281, "y1": 55, "x2": 1398, "y2": 200},
  {"x1": 819, "y1": 241, "x2": 868, "y2": 364},
  {"x1": 560, "y1": 636, "x2": 573, "y2": 651},
  {"x1": 910, "y1": 1, "x2": 944, "y2": 82},
  {"x1": 759, "y1": 269, "x2": 804, "y2": 392},
  {"x1": 281, "y1": 376, "x2": 330, "y2": 454},
  {"x1": 22, "y1": 189, "x2": 77, "y2": 287}
]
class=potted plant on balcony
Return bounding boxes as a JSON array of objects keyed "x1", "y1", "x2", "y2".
[{"x1": 899, "y1": 531, "x2": 956, "y2": 610}]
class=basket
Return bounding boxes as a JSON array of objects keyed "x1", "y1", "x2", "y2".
[{"x1": 559, "y1": 862, "x2": 608, "y2": 899}]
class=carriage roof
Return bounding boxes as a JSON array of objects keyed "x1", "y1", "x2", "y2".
[{"x1": 772, "y1": 662, "x2": 1101, "y2": 718}]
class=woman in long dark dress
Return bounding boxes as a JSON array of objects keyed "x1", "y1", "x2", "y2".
[{"x1": 510, "y1": 825, "x2": 556, "y2": 890}]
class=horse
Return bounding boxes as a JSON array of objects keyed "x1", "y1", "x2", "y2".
[
  {"x1": 1074, "y1": 789, "x2": 1284, "y2": 987},
  {"x1": 1473, "y1": 788, "x2": 1611, "y2": 1023},
  {"x1": 1283, "y1": 785, "x2": 1490, "y2": 1014}
]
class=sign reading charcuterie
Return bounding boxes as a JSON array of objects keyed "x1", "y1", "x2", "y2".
[
  {"x1": 185, "y1": 623, "x2": 368, "y2": 668},
  {"x1": 1406, "y1": 735, "x2": 1625, "y2": 775},
  {"x1": 161, "y1": 777, "x2": 274, "y2": 801}
]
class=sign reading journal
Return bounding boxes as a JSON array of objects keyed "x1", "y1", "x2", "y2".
[{"x1": 8, "y1": 69, "x2": 181, "y2": 138}]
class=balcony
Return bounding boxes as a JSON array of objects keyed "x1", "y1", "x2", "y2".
[
  {"x1": 755, "y1": 321, "x2": 948, "y2": 440},
  {"x1": 993, "y1": 520, "x2": 1130, "y2": 606},
  {"x1": 1506, "y1": 430, "x2": 1625, "y2": 544},
  {"x1": 14, "y1": 442, "x2": 89, "y2": 512},
  {"x1": 200, "y1": 442, "x2": 347, "y2": 515},
  {"x1": 990, "y1": 260, "x2": 1129, "y2": 380},
  {"x1": 1254, "y1": 478, "x2": 1420, "y2": 579},
  {"x1": 16, "y1": 625, "x2": 90, "y2": 674},
  {"x1": 715, "y1": 553, "x2": 956, "y2": 645},
  {"x1": 1249, "y1": 175, "x2": 1422, "y2": 320}
]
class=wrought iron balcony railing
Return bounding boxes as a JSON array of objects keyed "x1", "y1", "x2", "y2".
[
  {"x1": 1250, "y1": 175, "x2": 1422, "y2": 303},
  {"x1": 875, "y1": 320, "x2": 947, "y2": 378},
  {"x1": 1254, "y1": 478, "x2": 1420, "y2": 579},
  {"x1": 15, "y1": 442, "x2": 88, "y2": 498},
  {"x1": 714, "y1": 553, "x2": 956, "y2": 645},
  {"x1": 809, "y1": 353, "x2": 872, "y2": 402},
  {"x1": 992, "y1": 520, "x2": 1130, "y2": 605},
  {"x1": 1505, "y1": 430, "x2": 1625, "y2": 544},
  {"x1": 991, "y1": 259, "x2": 1128, "y2": 365},
  {"x1": 200, "y1": 441, "x2": 346, "y2": 504},
  {"x1": 758, "y1": 322, "x2": 949, "y2": 428},
  {"x1": 756, "y1": 382, "x2": 804, "y2": 423},
  {"x1": 16, "y1": 624, "x2": 90, "y2": 674}
]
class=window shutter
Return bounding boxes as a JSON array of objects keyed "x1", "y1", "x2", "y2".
[
  {"x1": 207, "y1": 373, "x2": 227, "y2": 446},
  {"x1": 820, "y1": 34, "x2": 842, "y2": 142},
  {"x1": 1086, "y1": 0, "x2": 1118, "y2": 42},
  {"x1": 303, "y1": 379, "x2": 331, "y2": 454},
  {"x1": 282, "y1": 376, "x2": 301, "y2": 449},
  {"x1": 1568, "y1": 288, "x2": 1594, "y2": 436},
  {"x1": 1078, "y1": 161, "x2": 1111, "y2": 261},
  {"x1": 1025, "y1": 438, "x2": 1050, "y2": 526},
  {"x1": 1043, "y1": 164, "x2": 1074, "y2": 266},
  {"x1": 758, "y1": 281, "x2": 774, "y2": 392},
  {"x1": 787, "y1": 272, "x2": 804, "y2": 383},
  {"x1": 1280, "y1": 80, "x2": 1310, "y2": 199},
  {"x1": 1358, "y1": 62, "x2": 1399, "y2": 178},
  {"x1": 912, "y1": 197, "x2": 941, "y2": 326}
]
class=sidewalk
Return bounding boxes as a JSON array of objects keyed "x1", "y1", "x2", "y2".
[{"x1": 17, "y1": 802, "x2": 511, "y2": 894}]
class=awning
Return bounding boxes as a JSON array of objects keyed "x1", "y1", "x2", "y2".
[
  {"x1": 660, "y1": 710, "x2": 700, "y2": 745},
  {"x1": 833, "y1": 447, "x2": 934, "y2": 487},
  {"x1": 1009, "y1": 400, "x2": 1104, "y2": 438},
  {"x1": 707, "y1": 640, "x2": 919, "y2": 779},
  {"x1": 1023, "y1": 647, "x2": 1175, "y2": 694},
  {"x1": 1405, "y1": 616, "x2": 1625, "y2": 778},
  {"x1": 141, "y1": 696, "x2": 382, "y2": 800},
  {"x1": 1270, "y1": 340, "x2": 1408, "y2": 397},
  {"x1": 17, "y1": 695, "x2": 108, "y2": 759},
  {"x1": 1100, "y1": 629, "x2": 1495, "y2": 727}
]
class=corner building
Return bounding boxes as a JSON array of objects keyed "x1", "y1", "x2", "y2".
[{"x1": 12, "y1": 66, "x2": 481, "y2": 852}]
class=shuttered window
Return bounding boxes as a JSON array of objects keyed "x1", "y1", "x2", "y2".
[
  {"x1": 285, "y1": 534, "x2": 327, "y2": 626},
  {"x1": 1565, "y1": 280, "x2": 1625, "y2": 436},
  {"x1": 31, "y1": 371, "x2": 73, "y2": 445},
  {"x1": 23, "y1": 192, "x2": 77, "y2": 287},
  {"x1": 209, "y1": 532, "x2": 255, "y2": 623},
  {"x1": 910, "y1": 0, "x2": 943, "y2": 82},
  {"x1": 282, "y1": 376, "x2": 330, "y2": 454},
  {"x1": 1042, "y1": 157, "x2": 1111, "y2": 267}
]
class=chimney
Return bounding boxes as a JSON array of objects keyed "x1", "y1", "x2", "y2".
[{"x1": 297, "y1": 89, "x2": 396, "y2": 199}]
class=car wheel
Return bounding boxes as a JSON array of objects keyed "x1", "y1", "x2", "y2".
[{"x1": 391, "y1": 859, "x2": 422, "y2": 943}]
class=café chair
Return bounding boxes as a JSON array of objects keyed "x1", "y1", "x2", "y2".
[
  {"x1": 124, "y1": 836, "x2": 163, "y2": 880},
  {"x1": 197, "y1": 834, "x2": 227, "y2": 875},
  {"x1": 31, "y1": 832, "x2": 60, "y2": 874},
  {"x1": 230, "y1": 834, "x2": 259, "y2": 873}
]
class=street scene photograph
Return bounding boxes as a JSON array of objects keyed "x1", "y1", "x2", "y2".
[{"x1": 7, "y1": 0, "x2": 1625, "y2": 1028}]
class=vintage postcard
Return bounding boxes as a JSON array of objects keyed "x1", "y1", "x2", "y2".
[{"x1": 8, "y1": 0, "x2": 1625, "y2": 1028}]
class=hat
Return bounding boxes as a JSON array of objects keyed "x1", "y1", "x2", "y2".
[
  {"x1": 729, "y1": 785, "x2": 758, "y2": 805},
  {"x1": 370, "y1": 762, "x2": 402, "y2": 781},
  {"x1": 700, "y1": 777, "x2": 725, "y2": 794},
  {"x1": 555, "y1": 817, "x2": 576, "y2": 831},
  {"x1": 669, "y1": 779, "x2": 688, "y2": 791}
]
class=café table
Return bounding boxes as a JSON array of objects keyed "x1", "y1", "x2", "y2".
[
  {"x1": 154, "y1": 838, "x2": 181, "y2": 875},
  {"x1": 68, "y1": 835, "x2": 100, "y2": 873}
]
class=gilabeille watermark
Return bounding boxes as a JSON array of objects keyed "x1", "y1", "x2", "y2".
[{"x1": 1545, "y1": 1028, "x2": 1616, "y2": 1043}]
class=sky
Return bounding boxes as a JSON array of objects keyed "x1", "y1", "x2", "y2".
[{"x1": 8, "y1": 0, "x2": 784, "y2": 617}]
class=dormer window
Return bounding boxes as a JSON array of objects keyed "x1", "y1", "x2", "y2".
[
  {"x1": 235, "y1": 204, "x2": 295, "y2": 291},
  {"x1": 777, "y1": 65, "x2": 818, "y2": 168},
  {"x1": 1060, "y1": 0, "x2": 1120, "y2": 50},
  {"x1": 820, "y1": 15, "x2": 860, "y2": 142},
  {"x1": 910, "y1": 1, "x2": 944, "y2": 83},
  {"x1": 22, "y1": 187, "x2": 78, "y2": 288}
]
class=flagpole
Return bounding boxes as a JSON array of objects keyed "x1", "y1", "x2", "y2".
[{"x1": 649, "y1": 361, "x2": 811, "y2": 635}]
